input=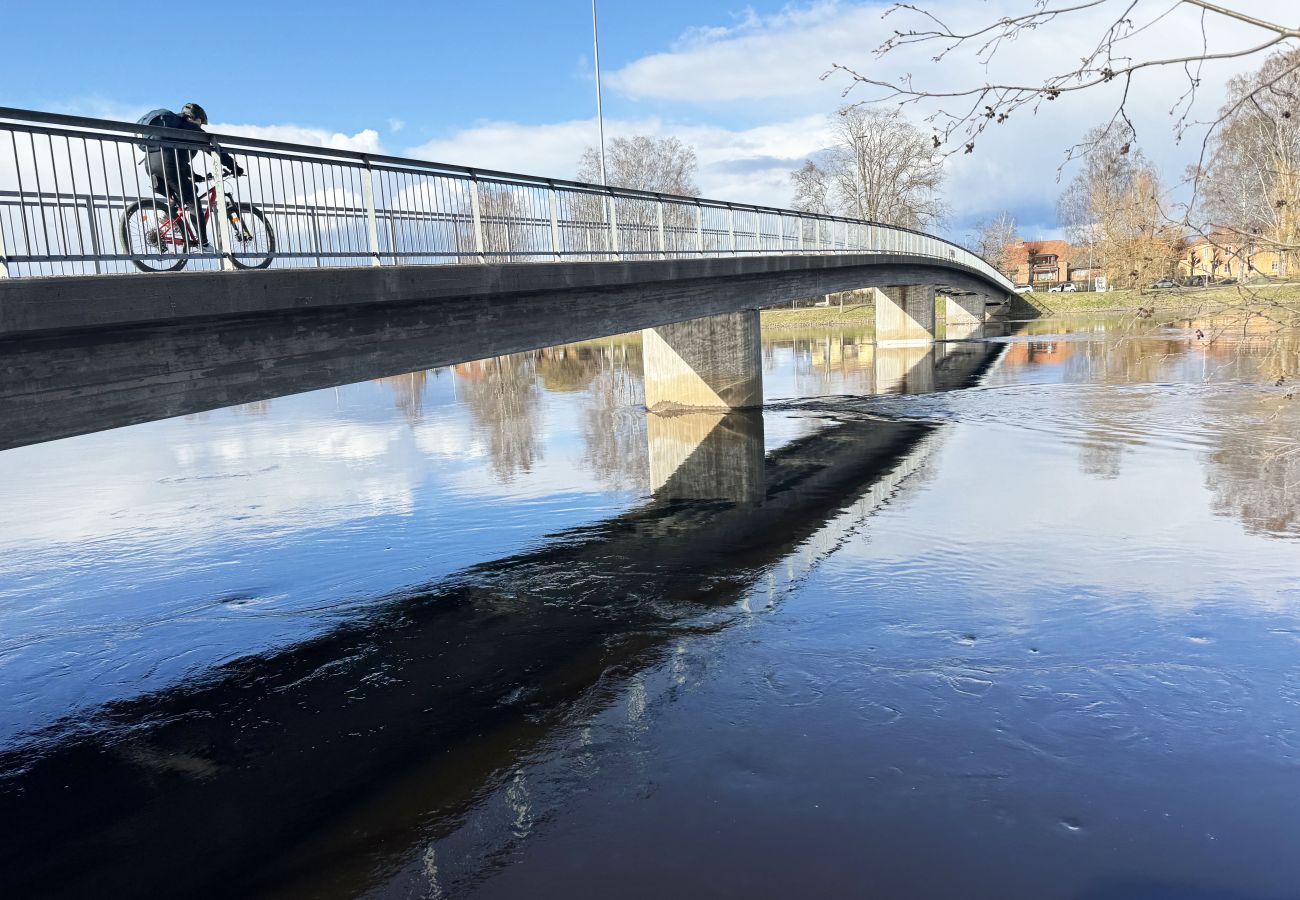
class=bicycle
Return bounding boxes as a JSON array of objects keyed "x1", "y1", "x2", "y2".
[{"x1": 120, "y1": 172, "x2": 276, "y2": 272}]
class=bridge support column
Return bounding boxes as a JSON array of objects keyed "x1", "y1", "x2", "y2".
[
  {"x1": 944, "y1": 294, "x2": 985, "y2": 325},
  {"x1": 874, "y1": 285, "x2": 935, "y2": 345},
  {"x1": 942, "y1": 293, "x2": 985, "y2": 340},
  {"x1": 642, "y1": 310, "x2": 763, "y2": 412}
]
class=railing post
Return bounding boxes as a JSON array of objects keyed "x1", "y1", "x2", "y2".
[
  {"x1": 656, "y1": 198, "x2": 666, "y2": 260},
  {"x1": 0, "y1": 210, "x2": 8, "y2": 278},
  {"x1": 695, "y1": 202, "x2": 704, "y2": 256},
  {"x1": 469, "y1": 175, "x2": 485, "y2": 262},
  {"x1": 310, "y1": 210, "x2": 323, "y2": 268},
  {"x1": 83, "y1": 196, "x2": 102, "y2": 274},
  {"x1": 362, "y1": 160, "x2": 381, "y2": 266},
  {"x1": 754, "y1": 213, "x2": 761, "y2": 255},
  {"x1": 797, "y1": 216, "x2": 805, "y2": 254},
  {"x1": 209, "y1": 146, "x2": 235, "y2": 271},
  {"x1": 728, "y1": 205, "x2": 736, "y2": 256},
  {"x1": 606, "y1": 191, "x2": 620, "y2": 261},
  {"x1": 816, "y1": 219, "x2": 823, "y2": 252},
  {"x1": 548, "y1": 184, "x2": 561, "y2": 262}
]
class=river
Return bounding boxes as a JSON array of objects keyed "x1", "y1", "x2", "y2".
[{"x1": 1, "y1": 314, "x2": 1298, "y2": 898}]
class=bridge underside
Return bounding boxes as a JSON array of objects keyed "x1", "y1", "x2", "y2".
[{"x1": 0, "y1": 254, "x2": 1010, "y2": 448}]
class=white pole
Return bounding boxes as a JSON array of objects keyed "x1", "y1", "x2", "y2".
[{"x1": 592, "y1": 0, "x2": 608, "y2": 186}]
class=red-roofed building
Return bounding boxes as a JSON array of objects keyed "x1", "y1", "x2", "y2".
[{"x1": 1005, "y1": 240, "x2": 1072, "y2": 287}]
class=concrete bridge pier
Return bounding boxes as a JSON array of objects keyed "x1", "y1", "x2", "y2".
[
  {"x1": 642, "y1": 310, "x2": 765, "y2": 503},
  {"x1": 642, "y1": 310, "x2": 763, "y2": 412},
  {"x1": 942, "y1": 293, "x2": 986, "y2": 340},
  {"x1": 875, "y1": 285, "x2": 936, "y2": 345},
  {"x1": 945, "y1": 293, "x2": 986, "y2": 323}
]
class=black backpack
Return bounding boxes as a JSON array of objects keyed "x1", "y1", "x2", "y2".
[{"x1": 135, "y1": 109, "x2": 173, "y2": 151}]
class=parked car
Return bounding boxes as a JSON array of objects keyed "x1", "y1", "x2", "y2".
[
  {"x1": 1149, "y1": 279, "x2": 1178, "y2": 289},
  {"x1": 1047, "y1": 283, "x2": 1078, "y2": 292},
  {"x1": 1014, "y1": 284, "x2": 1034, "y2": 294}
]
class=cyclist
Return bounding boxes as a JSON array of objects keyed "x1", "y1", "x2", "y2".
[{"x1": 136, "y1": 103, "x2": 243, "y2": 249}]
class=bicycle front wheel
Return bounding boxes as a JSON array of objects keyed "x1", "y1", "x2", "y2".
[
  {"x1": 120, "y1": 197, "x2": 189, "y2": 273},
  {"x1": 222, "y1": 204, "x2": 276, "y2": 270}
]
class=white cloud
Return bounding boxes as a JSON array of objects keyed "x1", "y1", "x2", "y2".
[
  {"x1": 608, "y1": 1, "x2": 861, "y2": 103},
  {"x1": 410, "y1": 118, "x2": 616, "y2": 178},
  {"x1": 28, "y1": 0, "x2": 1293, "y2": 236},
  {"x1": 39, "y1": 100, "x2": 385, "y2": 155},
  {"x1": 48, "y1": 97, "x2": 150, "y2": 122},
  {"x1": 408, "y1": 113, "x2": 832, "y2": 208},
  {"x1": 213, "y1": 122, "x2": 383, "y2": 154},
  {"x1": 597, "y1": 0, "x2": 1283, "y2": 229}
]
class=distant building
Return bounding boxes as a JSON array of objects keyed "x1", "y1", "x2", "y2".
[
  {"x1": 1005, "y1": 240, "x2": 1073, "y2": 287},
  {"x1": 1179, "y1": 231, "x2": 1289, "y2": 280}
]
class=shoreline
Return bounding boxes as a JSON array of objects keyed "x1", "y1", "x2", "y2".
[
  {"x1": 756, "y1": 284, "x2": 1300, "y2": 329},
  {"x1": 1012, "y1": 283, "x2": 1300, "y2": 316}
]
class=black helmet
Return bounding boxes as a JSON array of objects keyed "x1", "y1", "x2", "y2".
[{"x1": 181, "y1": 103, "x2": 209, "y2": 125}]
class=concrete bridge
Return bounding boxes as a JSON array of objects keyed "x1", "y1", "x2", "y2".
[{"x1": 0, "y1": 107, "x2": 1013, "y2": 445}]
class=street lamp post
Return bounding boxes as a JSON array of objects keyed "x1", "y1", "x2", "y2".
[{"x1": 591, "y1": 0, "x2": 608, "y2": 186}]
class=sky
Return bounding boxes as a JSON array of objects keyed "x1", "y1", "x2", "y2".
[{"x1": 2, "y1": 0, "x2": 1289, "y2": 242}]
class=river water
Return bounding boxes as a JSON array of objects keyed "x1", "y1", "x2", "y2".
[{"x1": 1, "y1": 314, "x2": 1299, "y2": 898}]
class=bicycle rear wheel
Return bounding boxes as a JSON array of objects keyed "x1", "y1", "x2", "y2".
[
  {"x1": 222, "y1": 204, "x2": 276, "y2": 270},
  {"x1": 120, "y1": 198, "x2": 189, "y2": 272}
]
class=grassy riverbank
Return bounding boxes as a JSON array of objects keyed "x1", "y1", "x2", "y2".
[
  {"x1": 573, "y1": 283, "x2": 1300, "y2": 342},
  {"x1": 760, "y1": 304, "x2": 874, "y2": 328},
  {"x1": 1016, "y1": 282, "x2": 1300, "y2": 316}
]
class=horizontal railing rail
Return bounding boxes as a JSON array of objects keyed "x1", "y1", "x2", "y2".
[{"x1": 0, "y1": 106, "x2": 1015, "y2": 290}]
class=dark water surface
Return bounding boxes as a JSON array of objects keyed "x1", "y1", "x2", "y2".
[{"x1": 2, "y1": 316, "x2": 1299, "y2": 898}]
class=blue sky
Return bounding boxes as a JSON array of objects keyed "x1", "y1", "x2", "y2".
[
  {"x1": 4, "y1": 1, "x2": 795, "y2": 137},
  {"x1": 3, "y1": 0, "x2": 1279, "y2": 241}
]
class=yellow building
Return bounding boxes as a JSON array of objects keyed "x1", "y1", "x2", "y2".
[{"x1": 1180, "y1": 232, "x2": 1290, "y2": 280}]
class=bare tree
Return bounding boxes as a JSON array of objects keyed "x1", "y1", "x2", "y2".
[
  {"x1": 572, "y1": 136, "x2": 701, "y2": 258},
  {"x1": 478, "y1": 185, "x2": 544, "y2": 262},
  {"x1": 790, "y1": 106, "x2": 946, "y2": 228},
  {"x1": 1202, "y1": 49, "x2": 1300, "y2": 275},
  {"x1": 576, "y1": 135, "x2": 700, "y2": 195},
  {"x1": 456, "y1": 355, "x2": 545, "y2": 483},
  {"x1": 1057, "y1": 125, "x2": 1184, "y2": 287},
  {"x1": 825, "y1": 2, "x2": 1300, "y2": 285},
  {"x1": 971, "y1": 210, "x2": 1019, "y2": 274},
  {"x1": 826, "y1": 1, "x2": 1298, "y2": 164},
  {"x1": 790, "y1": 158, "x2": 833, "y2": 214}
]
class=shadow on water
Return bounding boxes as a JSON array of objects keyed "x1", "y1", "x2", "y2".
[{"x1": 0, "y1": 339, "x2": 1006, "y2": 898}]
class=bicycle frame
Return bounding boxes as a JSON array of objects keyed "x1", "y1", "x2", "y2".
[{"x1": 154, "y1": 181, "x2": 230, "y2": 249}]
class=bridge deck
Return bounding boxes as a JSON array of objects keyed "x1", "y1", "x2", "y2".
[
  {"x1": 0, "y1": 252, "x2": 1006, "y2": 450},
  {"x1": 0, "y1": 251, "x2": 1007, "y2": 339}
]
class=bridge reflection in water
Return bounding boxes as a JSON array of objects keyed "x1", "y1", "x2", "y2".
[{"x1": 0, "y1": 335, "x2": 1004, "y2": 899}]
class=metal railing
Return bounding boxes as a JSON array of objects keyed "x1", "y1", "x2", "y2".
[{"x1": 0, "y1": 106, "x2": 1014, "y2": 290}]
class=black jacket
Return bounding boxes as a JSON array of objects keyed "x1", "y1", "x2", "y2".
[{"x1": 136, "y1": 109, "x2": 235, "y2": 171}]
